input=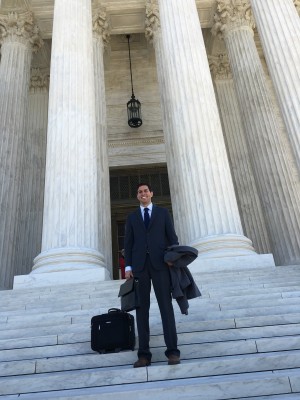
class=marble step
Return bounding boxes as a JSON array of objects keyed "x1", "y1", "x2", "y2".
[
  {"x1": 2, "y1": 291, "x2": 300, "y2": 318},
  {"x1": 1, "y1": 321, "x2": 299, "y2": 362},
  {"x1": 0, "y1": 317, "x2": 236, "y2": 340},
  {"x1": 2, "y1": 274, "x2": 300, "y2": 307},
  {"x1": 0, "y1": 280, "x2": 292, "y2": 307},
  {"x1": 0, "y1": 339, "x2": 256, "y2": 375},
  {"x1": 0, "y1": 367, "x2": 299, "y2": 399},
  {"x1": 202, "y1": 280, "x2": 300, "y2": 291},
  {"x1": 4, "y1": 267, "x2": 299, "y2": 294},
  {"x1": 1, "y1": 311, "x2": 300, "y2": 342},
  {"x1": 4, "y1": 280, "x2": 300, "y2": 311},
  {"x1": 2, "y1": 320, "x2": 299, "y2": 351},
  {"x1": 2, "y1": 287, "x2": 300, "y2": 316},
  {"x1": 1, "y1": 333, "x2": 300, "y2": 378},
  {"x1": 207, "y1": 287, "x2": 300, "y2": 298},
  {"x1": 2, "y1": 300, "x2": 300, "y2": 334}
]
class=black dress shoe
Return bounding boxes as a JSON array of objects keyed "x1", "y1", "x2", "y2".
[
  {"x1": 168, "y1": 354, "x2": 181, "y2": 365},
  {"x1": 133, "y1": 357, "x2": 151, "y2": 368}
]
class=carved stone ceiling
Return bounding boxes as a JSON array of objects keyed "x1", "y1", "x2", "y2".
[{"x1": 0, "y1": 0, "x2": 217, "y2": 39}]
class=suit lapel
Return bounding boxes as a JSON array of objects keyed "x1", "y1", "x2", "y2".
[
  {"x1": 148, "y1": 205, "x2": 157, "y2": 229},
  {"x1": 135, "y1": 208, "x2": 144, "y2": 228}
]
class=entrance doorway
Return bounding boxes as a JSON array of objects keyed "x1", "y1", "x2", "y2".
[{"x1": 110, "y1": 165, "x2": 172, "y2": 279}]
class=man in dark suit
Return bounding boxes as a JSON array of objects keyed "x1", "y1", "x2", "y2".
[{"x1": 124, "y1": 183, "x2": 181, "y2": 367}]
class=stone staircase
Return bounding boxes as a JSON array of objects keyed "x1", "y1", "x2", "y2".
[{"x1": 1, "y1": 264, "x2": 300, "y2": 399}]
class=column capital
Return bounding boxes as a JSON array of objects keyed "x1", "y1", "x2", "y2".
[
  {"x1": 294, "y1": 0, "x2": 300, "y2": 15},
  {"x1": 145, "y1": 0, "x2": 160, "y2": 44},
  {"x1": 209, "y1": 54, "x2": 232, "y2": 80},
  {"x1": 92, "y1": 7, "x2": 110, "y2": 46},
  {"x1": 212, "y1": 0, "x2": 255, "y2": 39},
  {"x1": 0, "y1": 11, "x2": 43, "y2": 52},
  {"x1": 30, "y1": 68, "x2": 50, "y2": 93}
]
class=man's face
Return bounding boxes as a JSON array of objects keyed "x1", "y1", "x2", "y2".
[{"x1": 137, "y1": 185, "x2": 153, "y2": 206}]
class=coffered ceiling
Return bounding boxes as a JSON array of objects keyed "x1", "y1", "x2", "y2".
[{"x1": 0, "y1": 0, "x2": 217, "y2": 39}]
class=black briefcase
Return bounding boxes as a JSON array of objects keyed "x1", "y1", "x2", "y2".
[
  {"x1": 91, "y1": 308, "x2": 135, "y2": 354},
  {"x1": 118, "y1": 278, "x2": 140, "y2": 312}
]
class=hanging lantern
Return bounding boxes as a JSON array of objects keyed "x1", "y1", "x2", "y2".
[{"x1": 126, "y1": 34, "x2": 142, "y2": 128}]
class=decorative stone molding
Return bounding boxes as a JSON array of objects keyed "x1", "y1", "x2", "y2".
[
  {"x1": 212, "y1": 0, "x2": 255, "y2": 38},
  {"x1": 108, "y1": 137, "x2": 164, "y2": 148},
  {"x1": 30, "y1": 67, "x2": 50, "y2": 92},
  {"x1": 93, "y1": 7, "x2": 110, "y2": 46},
  {"x1": 294, "y1": 0, "x2": 300, "y2": 14},
  {"x1": 0, "y1": 11, "x2": 43, "y2": 51},
  {"x1": 145, "y1": 0, "x2": 160, "y2": 44},
  {"x1": 209, "y1": 53, "x2": 232, "y2": 80}
]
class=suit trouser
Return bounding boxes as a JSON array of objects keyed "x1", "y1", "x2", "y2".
[{"x1": 134, "y1": 255, "x2": 180, "y2": 360}]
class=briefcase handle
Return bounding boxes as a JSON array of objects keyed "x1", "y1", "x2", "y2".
[{"x1": 108, "y1": 308, "x2": 122, "y2": 313}]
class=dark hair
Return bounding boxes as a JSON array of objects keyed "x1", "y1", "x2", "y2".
[{"x1": 137, "y1": 182, "x2": 152, "y2": 192}]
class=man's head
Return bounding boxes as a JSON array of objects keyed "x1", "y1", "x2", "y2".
[{"x1": 137, "y1": 183, "x2": 153, "y2": 207}]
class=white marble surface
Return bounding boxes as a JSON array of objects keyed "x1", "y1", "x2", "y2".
[
  {"x1": 147, "y1": 351, "x2": 300, "y2": 382},
  {"x1": 13, "y1": 90, "x2": 48, "y2": 278},
  {"x1": 188, "y1": 253, "x2": 275, "y2": 272},
  {"x1": 93, "y1": 11, "x2": 112, "y2": 271},
  {"x1": 14, "y1": 266, "x2": 110, "y2": 289},
  {"x1": 256, "y1": 336, "x2": 300, "y2": 353},
  {"x1": 214, "y1": 76, "x2": 271, "y2": 254},
  {"x1": 290, "y1": 374, "x2": 300, "y2": 391},
  {"x1": 0, "y1": 374, "x2": 293, "y2": 399},
  {"x1": 0, "y1": 360, "x2": 36, "y2": 377},
  {"x1": 250, "y1": 0, "x2": 300, "y2": 172},
  {"x1": 0, "y1": 366, "x2": 147, "y2": 396},
  {"x1": 155, "y1": 0, "x2": 256, "y2": 258},
  {"x1": 34, "y1": 0, "x2": 106, "y2": 277},
  {"x1": 0, "y1": 335, "x2": 57, "y2": 351},
  {"x1": 0, "y1": 16, "x2": 33, "y2": 289},
  {"x1": 1, "y1": 263, "x2": 300, "y2": 398},
  {"x1": 213, "y1": 3, "x2": 300, "y2": 266}
]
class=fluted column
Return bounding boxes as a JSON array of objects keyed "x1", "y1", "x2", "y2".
[
  {"x1": 32, "y1": 0, "x2": 108, "y2": 279},
  {"x1": 209, "y1": 54, "x2": 271, "y2": 255},
  {"x1": 250, "y1": 0, "x2": 300, "y2": 172},
  {"x1": 92, "y1": 7, "x2": 112, "y2": 270},
  {"x1": 0, "y1": 11, "x2": 42, "y2": 289},
  {"x1": 147, "y1": 0, "x2": 256, "y2": 259},
  {"x1": 294, "y1": 0, "x2": 300, "y2": 15},
  {"x1": 14, "y1": 68, "x2": 49, "y2": 278},
  {"x1": 213, "y1": 0, "x2": 300, "y2": 265}
]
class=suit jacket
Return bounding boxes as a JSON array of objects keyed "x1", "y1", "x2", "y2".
[{"x1": 124, "y1": 205, "x2": 179, "y2": 272}]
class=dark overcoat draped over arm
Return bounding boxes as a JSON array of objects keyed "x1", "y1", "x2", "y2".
[{"x1": 164, "y1": 245, "x2": 201, "y2": 314}]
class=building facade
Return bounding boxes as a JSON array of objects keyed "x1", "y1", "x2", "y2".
[{"x1": 0, "y1": 0, "x2": 299, "y2": 290}]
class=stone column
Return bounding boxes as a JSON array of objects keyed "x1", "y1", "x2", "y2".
[
  {"x1": 13, "y1": 68, "x2": 49, "y2": 278},
  {"x1": 147, "y1": 0, "x2": 260, "y2": 262},
  {"x1": 0, "y1": 11, "x2": 42, "y2": 289},
  {"x1": 24, "y1": 0, "x2": 109, "y2": 287},
  {"x1": 213, "y1": 0, "x2": 300, "y2": 265},
  {"x1": 92, "y1": 7, "x2": 112, "y2": 270},
  {"x1": 250, "y1": 0, "x2": 300, "y2": 172},
  {"x1": 209, "y1": 54, "x2": 271, "y2": 255}
]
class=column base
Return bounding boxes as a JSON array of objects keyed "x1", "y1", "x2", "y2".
[
  {"x1": 13, "y1": 246, "x2": 111, "y2": 289},
  {"x1": 190, "y1": 234, "x2": 256, "y2": 257},
  {"x1": 13, "y1": 266, "x2": 111, "y2": 289},
  {"x1": 32, "y1": 247, "x2": 106, "y2": 273},
  {"x1": 189, "y1": 253, "x2": 275, "y2": 273}
]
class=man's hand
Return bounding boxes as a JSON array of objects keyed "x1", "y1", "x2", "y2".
[{"x1": 125, "y1": 270, "x2": 134, "y2": 280}]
